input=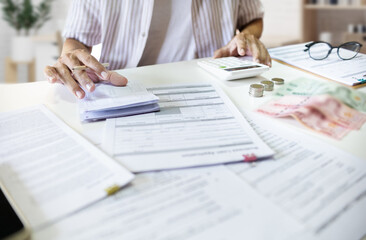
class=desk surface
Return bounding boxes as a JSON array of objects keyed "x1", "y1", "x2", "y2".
[{"x1": 0, "y1": 59, "x2": 365, "y2": 160}]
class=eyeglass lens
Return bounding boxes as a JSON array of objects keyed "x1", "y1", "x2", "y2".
[
  {"x1": 308, "y1": 42, "x2": 331, "y2": 60},
  {"x1": 338, "y1": 42, "x2": 361, "y2": 60}
]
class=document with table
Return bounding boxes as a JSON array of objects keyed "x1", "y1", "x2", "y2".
[
  {"x1": 32, "y1": 111, "x2": 366, "y2": 240},
  {"x1": 103, "y1": 84, "x2": 274, "y2": 172},
  {"x1": 1, "y1": 59, "x2": 366, "y2": 240},
  {"x1": 269, "y1": 43, "x2": 366, "y2": 87},
  {"x1": 33, "y1": 165, "x2": 305, "y2": 240},
  {"x1": 0, "y1": 105, "x2": 134, "y2": 229},
  {"x1": 229, "y1": 112, "x2": 366, "y2": 240}
]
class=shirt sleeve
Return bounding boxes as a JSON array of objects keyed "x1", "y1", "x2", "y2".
[
  {"x1": 62, "y1": 0, "x2": 102, "y2": 47},
  {"x1": 237, "y1": 0, "x2": 264, "y2": 30}
]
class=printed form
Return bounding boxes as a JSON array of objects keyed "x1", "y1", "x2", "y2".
[
  {"x1": 269, "y1": 43, "x2": 366, "y2": 86},
  {"x1": 227, "y1": 112, "x2": 366, "y2": 240},
  {"x1": 33, "y1": 166, "x2": 304, "y2": 240},
  {"x1": 33, "y1": 112, "x2": 366, "y2": 240},
  {"x1": 0, "y1": 106, "x2": 134, "y2": 229},
  {"x1": 103, "y1": 84, "x2": 274, "y2": 172}
]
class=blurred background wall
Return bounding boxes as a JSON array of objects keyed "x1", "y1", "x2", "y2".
[{"x1": 0, "y1": 0, "x2": 365, "y2": 83}]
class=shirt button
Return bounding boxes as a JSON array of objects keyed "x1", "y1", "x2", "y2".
[{"x1": 141, "y1": 32, "x2": 146, "y2": 37}]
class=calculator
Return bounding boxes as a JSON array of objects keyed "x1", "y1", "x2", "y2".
[{"x1": 197, "y1": 57, "x2": 270, "y2": 81}]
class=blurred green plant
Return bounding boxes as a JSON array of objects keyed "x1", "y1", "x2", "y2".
[{"x1": 0, "y1": 0, "x2": 53, "y2": 35}]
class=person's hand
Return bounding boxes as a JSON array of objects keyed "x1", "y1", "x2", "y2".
[
  {"x1": 214, "y1": 30, "x2": 272, "y2": 67},
  {"x1": 44, "y1": 48, "x2": 128, "y2": 99}
]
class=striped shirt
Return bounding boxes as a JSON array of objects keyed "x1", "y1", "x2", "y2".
[{"x1": 63, "y1": 0, "x2": 264, "y2": 70}]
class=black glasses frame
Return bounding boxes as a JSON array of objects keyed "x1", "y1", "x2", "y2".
[{"x1": 304, "y1": 41, "x2": 363, "y2": 60}]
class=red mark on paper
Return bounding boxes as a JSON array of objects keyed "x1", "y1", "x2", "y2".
[{"x1": 243, "y1": 154, "x2": 257, "y2": 162}]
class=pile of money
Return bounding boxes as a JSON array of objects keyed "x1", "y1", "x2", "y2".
[
  {"x1": 249, "y1": 84, "x2": 264, "y2": 97},
  {"x1": 249, "y1": 78, "x2": 283, "y2": 97},
  {"x1": 274, "y1": 78, "x2": 366, "y2": 113},
  {"x1": 257, "y1": 94, "x2": 366, "y2": 139}
]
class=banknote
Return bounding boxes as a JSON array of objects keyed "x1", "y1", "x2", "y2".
[
  {"x1": 291, "y1": 107, "x2": 352, "y2": 140},
  {"x1": 257, "y1": 95, "x2": 366, "y2": 139},
  {"x1": 274, "y1": 78, "x2": 366, "y2": 112},
  {"x1": 258, "y1": 95, "x2": 366, "y2": 130}
]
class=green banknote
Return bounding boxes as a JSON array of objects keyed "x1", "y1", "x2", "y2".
[{"x1": 274, "y1": 78, "x2": 366, "y2": 112}]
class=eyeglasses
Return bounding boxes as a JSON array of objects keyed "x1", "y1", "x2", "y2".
[{"x1": 304, "y1": 41, "x2": 362, "y2": 60}]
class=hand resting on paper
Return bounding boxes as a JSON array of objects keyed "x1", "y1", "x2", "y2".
[{"x1": 44, "y1": 39, "x2": 128, "y2": 99}]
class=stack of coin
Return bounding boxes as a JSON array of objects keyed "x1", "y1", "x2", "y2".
[
  {"x1": 271, "y1": 78, "x2": 284, "y2": 85},
  {"x1": 249, "y1": 84, "x2": 264, "y2": 97},
  {"x1": 260, "y1": 80, "x2": 274, "y2": 91}
]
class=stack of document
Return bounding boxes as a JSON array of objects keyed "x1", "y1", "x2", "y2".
[{"x1": 79, "y1": 81, "x2": 160, "y2": 122}]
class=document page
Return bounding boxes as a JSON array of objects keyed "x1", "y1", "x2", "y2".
[
  {"x1": 227, "y1": 112, "x2": 366, "y2": 240},
  {"x1": 79, "y1": 81, "x2": 159, "y2": 121},
  {"x1": 269, "y1": 43, "x2": 366, "y2": 86},
  {"x1": 80, "y1": 81, "x2": 158, "y2": 112},
  {"x1": 34, "y1": 166, "x2": 304, "y2": 240},
  {"x1": 103, "y1": 84, "x2": 274, "y2": 172},
  {"x1": 0, "y1": 106, "x2": 134, "y2": 229}
]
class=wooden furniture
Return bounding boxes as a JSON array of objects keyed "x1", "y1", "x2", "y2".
[
  {"x1": 301, "y1": 0, "x2": 366, "y2": 52},
  {"x1": 5, "y1": 57, "x2": 35, "y2": 83}
]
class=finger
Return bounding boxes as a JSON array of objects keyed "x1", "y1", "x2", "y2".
[
  {"x1": 54, "y1": 63, "x2": 85, "y2": 99},
  {"x1": 262, "y1": 47, "x2": 272, "y2": 67},
  {"x1": 44, "y1": 66, "x2": 62, "y2": 84},
  {"x1": 86, "y1": 69, "x2": 101, "y2": 83},
  {"x1": 235, "y1": 35, "x2": 247, "y2": 56},
  {"x1": 214, "y1": 47, "x2": 231, "y2": 58},
  {"x1": 102, "y1": 71, "x2": 128, "y2": 86},
  {"x1": 60, "y1": 53, "x2": 95, "y2": 92},
  {"x1": 267, "y1": 56, "x2": 272, "y2": 67},
  {"x1": 257, "y1": 43, "x2": 270, "y2": 65},
  {"x1": 73, "y1": 49, "x2": 109, "y2": 80},
  {"x1": 247, "y1": 38, "x2": 261, "y2": 63},
  {"x1": 263, "y1": 48, "x2": 272, "y2": 67}
]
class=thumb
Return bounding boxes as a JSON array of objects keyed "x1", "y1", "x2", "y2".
[{"x1": 101, "y1": 71, "x2": 128, "y2": 86}]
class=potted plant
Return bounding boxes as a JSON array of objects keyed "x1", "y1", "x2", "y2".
[{"x1": 0, "y1": 0, "x2": 53, "y2": 61}]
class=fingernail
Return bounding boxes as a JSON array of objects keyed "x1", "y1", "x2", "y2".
[
  {"x1": 48, "y1": 77, "x2": 54, "y2": 83},
  {"x1": 240, "y1": 49, "x2": 245, "y2": 55},
  {"x1": 76, "y1": 91, "x2": 83, "y2": 99},
  {"x1": 255, "y1": 59, "x2": 260, "y2": 63},
  {"x1": 86, "y1": 83, "x2": 92, "y2": 91},
  {"x1": 101, "y1": 71, "x2": 109, "y2": 80}
]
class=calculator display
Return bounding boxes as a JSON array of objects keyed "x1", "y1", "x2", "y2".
[{"x1": 224, "y1": 65, "x2": 261, "y2": 72}]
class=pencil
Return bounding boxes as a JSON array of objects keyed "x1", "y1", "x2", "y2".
[{"x1": 72, "y1": 63, "x2": 109, "y2": 71}]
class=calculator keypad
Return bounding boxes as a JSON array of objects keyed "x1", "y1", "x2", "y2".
[{"x1": 201, "y1": 57, "x2": 253, "y2": 69}]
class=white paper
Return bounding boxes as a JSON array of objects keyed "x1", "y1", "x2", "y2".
[
  {"x1": 81, "y1": 103, "x2": 160, "y2": 122},
  {"x1": 0, "y1": 105, "x2": 134, "y2": 229},
  {"x1": 269, "y1": 43, "x2": 366, "y2": 86},
  {"x1": 103, "y1": 84, "x2": 274, "y2": 172},
  {"x1": 79, "y1": 81, "x2": 159, "y2": 121},
  {"x1": 33, "y1": 166, "x2": 304, "y2": 240},
  {"x1": 227, "y1": 112, "x2": 366, "y2": 240}
]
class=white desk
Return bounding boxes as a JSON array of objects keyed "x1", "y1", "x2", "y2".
[{"x1": 0, "y1": 59, "x2": 365, "y2": 160}]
